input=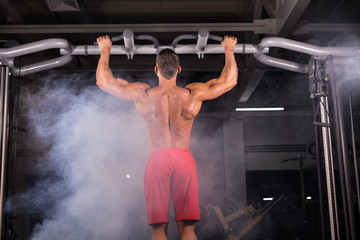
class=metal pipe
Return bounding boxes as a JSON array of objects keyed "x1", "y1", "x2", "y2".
[
  {"x1": 319, "y1": 95, "x2": 337, "y2": 240},
  {"x1": 0, "y1": 58, "x2": 14, "y2": 68},
  {"x1": 195, "y1": 29, "x2": 209, "y2": 59},
  {"x1": 326, "y1": 95, "x2": 341, "y2": 240},
  {"x1": 347, "y1": 79, "x2": 360, "y2": 217},
  {"x1": 10, "y1": 55, "x2": 74, "y2": 76},
  {"x1": 334, "y1": 76, "x2": 357, "y2": 240},
  {"x1": 0, "y1": 66, "x2": 10, "y2": 240},
  {"x1": 299, "y1": 158, "x2": 306, "y2": 211},
  {"x1": 0, "y1": 22, "x2": 275, "y2": 34},
  {"x1": 253, "y1": 53, "x2": 307, "y2": 73},
  {"x1": 312, "y1": 99, "x2": 326, "y2": 240},
  {"x1": 0, "y1": 67, "x2": 4, "y2": 143},
  {"x1": 328, "y1": 56, "x2": 352, "y2": 240},
  {"x1": 135, "y1": 35, "x2": 159, "y2": 49},
  {"x1": 171, "y1": 34, "x2": 197, "y2": 48},
  {"x1": 253, "y1": 37, "x2": 360, "y2": 73},
  {"x1": 62, "y1": 44, "x2": 269, "y2": 55},
  {"x1": 122, "y1": 29, "x2": 135, "y2": 59},
  {"x1": 1, "y1": 36, "x2": 360, "y2": 76},
  {"x1": 0, "y1": 67, "x2": 3, "y2": 240},
  {"x1": 195, "y1": 28, "x2": 209, "y2": 53},
  {"x1": 257, "y1": 37, "x2": 360, "y2": 57},
  {"x1": 208, "y1": 34, "x2": 223, "y2": 42},
  {"x1": 0, "y1": 38, "x2": 73, "y2": 58},
  {"x1": 0, "y1": 67, "x2": 4, "y2": 240},
  {"x1": 2, "y1": 36, "x2": 358, "y2": 60}
]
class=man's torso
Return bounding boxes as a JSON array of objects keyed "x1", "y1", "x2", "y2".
[{"x1": 134, "y1": 84, "x2": 202, "y2": 151}]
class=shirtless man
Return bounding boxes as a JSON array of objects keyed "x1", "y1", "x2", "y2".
[{"x1": 96, "y1": 35, "x2": 238, "y2": 240}]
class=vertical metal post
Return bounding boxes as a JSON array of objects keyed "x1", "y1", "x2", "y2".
[
  {"x1": 299, "y1": 158, "x2": 306, "y2": 211},
  {"x1": 328, "y1": 56, "x2": 357, "y2": 240},
  {"x1": 319, "y1": 95, "x2": 337, "y2": 240},
  {"x1": 0, "y1": 66, "x2": 10, "y2": 240},
  {"x1": 347, "y1": 79, "x2": 360, "y2": 217},
  {"x1": 0, "y1": 67, "x2": 5, "y2": 148},
  {"x1": 312, "y1": 99, "x2": 326, "y2": 240},
  {"x1": 326, "y1": 95, "x2": 341, "y2": 240}
]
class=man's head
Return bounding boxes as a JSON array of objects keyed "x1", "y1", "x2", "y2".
[{"x1": 155, "y1": 49, "x2": 180, "y2": 80}]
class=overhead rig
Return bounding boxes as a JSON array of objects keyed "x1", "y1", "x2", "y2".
[{"x1": 0, "y1": 28, "x2": 359, "y2": 76}]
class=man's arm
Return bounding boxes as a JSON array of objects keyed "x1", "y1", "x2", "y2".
[
  {"x1": 96, "y1": 35, "x2": 150, "y2": 102},
  {"x1": 186, "y1": 36, "x2": 238, "y2": 101}
]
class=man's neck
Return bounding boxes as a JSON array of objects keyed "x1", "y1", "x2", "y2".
[{"x1": 158, "y1": 76, "x2": 177, "y2": 87}]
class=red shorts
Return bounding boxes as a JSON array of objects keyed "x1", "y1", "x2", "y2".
[{"x1": 144, "y1": 148, "x2": 200, "y2": 225}]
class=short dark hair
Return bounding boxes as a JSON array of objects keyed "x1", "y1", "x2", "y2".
[{"x1": 156, "y1": 49, "x2": 179, "y2": 80}]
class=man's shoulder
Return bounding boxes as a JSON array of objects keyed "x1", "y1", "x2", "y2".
[
  {"x1": 129, "y1": 82, "x2": 151, "y2": 89},
  {"x1": 185, "y1": 82, "x2": 205, "y2": 90},
  {"x1": 145, "y1": 85, "x2": 161, "y2": 93}
]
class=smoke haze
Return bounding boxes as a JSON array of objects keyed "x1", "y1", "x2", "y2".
[
  {"x1": 13, "y1": 72, "x2": 150, "y2": 239},
  {"x1": 6, "y1": 69, "x2": 233, "y2": 239}
]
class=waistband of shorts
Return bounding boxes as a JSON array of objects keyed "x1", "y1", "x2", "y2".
[{"x1": 150, "y1": 147, "x2": 190, "y2": 155}]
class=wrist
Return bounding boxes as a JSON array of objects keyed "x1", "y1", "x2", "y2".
[
  {"x1": 224, "y1": 49, "x2": 235, "y2": 54},
  {"x1": 101, "y1": 48, "x2": 111, "y2": 55}
]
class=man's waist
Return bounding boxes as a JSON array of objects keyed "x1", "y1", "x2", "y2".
[{"x1": 149, "y1": 147, "x2": 191, "y2": 155}]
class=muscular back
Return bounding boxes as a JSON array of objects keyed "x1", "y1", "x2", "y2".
[
  {"x1": 135, "y1": 85, "x2": 202, "y2": 151},
  {"x1": 96, "y1": 36, "x2": 238, "y2": 152}
]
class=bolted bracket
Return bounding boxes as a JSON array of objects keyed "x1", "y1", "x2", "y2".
[{"x1": 308, "y1": 56, "x2": 330, "y2": 99}]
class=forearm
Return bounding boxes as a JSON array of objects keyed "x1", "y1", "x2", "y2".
[
  {"x1": 219, "y1": 50, "x2": 238, "y2": 86},
  {"x1": 96, "y1": 49, "x2": 115, "y2": 87}
]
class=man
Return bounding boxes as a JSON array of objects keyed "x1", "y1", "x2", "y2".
[{"x1": 96, "y1": 35, "x2": 238, "y2": 240}]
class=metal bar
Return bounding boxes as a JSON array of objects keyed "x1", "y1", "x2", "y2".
[
  {"x1": 10, "y1": 55, "x2": 74, "y2": 76},
  {"x1": 195, "y1": 29, "x2": 209, "y2": 52},
  {"x1": 0, "y1": 67, "x2": 4, "y2": 146},
  {"x1": 238, "y1": 69, "x2": 266, "y2": 102},
  {"x1": 319, "y1": 95, "x2": 336, "y2": 240},
  {"x1": 260, "y1": 194, "x2": 285, "y2": 216},
  {"x1": 252, "y1": 37, "x2": 360, "y2": 73},
  {"x1": 135, "y1": 35, "x2": 159, "y2": 48},
  {"x1": 257, "y1": 37, "x2": 359, "y2": 57},
  {"x1": 0, "y1": 66, "x2": 9, "y2": 240},
  {"x1": 253, "y1": 53, "x2": 308, "y2": 73},
  {"x1": 0, "y1": 22, "x2": 274, "y2": 34},
  {"x1": 5, "y1": 73, "x2": 18, "y2": 240},
  {"x1": 0, "y1": 35, "x2": 358, "y2": 60},
  {"x1": 328, "y1": 56, "x2": 351, "y2": 240},
  {"x1": 171, "y1": 34, "x2": 197, "y2": 48},
  {"x1": 0, "y1": 66, "x2": 5, "y2": 240},
  {"x1": 312, "y1": 99, "x2": 326, "y2": 240},
  {"x1": 0, "y1": 38, "x2": 73, "y2": 58},
  {"x1": 333, "y1": 76, "x2": 357, "y2": 240},
  {"x1": 0, "y1": 58, "x2": 14, "y2": 69},
  {"x1": 326, "y1": 96, "x2": 341, "y2": 240},
  {"x1": 0, "y1": 35, "x2": 359, "y2": 76},
  {"x1": 299, "y1": 158, "x2": 306, "y2": 211},
  {"x1": 86, "y1": 0, "x2": 246, "y2": 14},
  {"x1": 347, "y1": 79, "x2": 360, "y2": 217},
  {"x1": 122, "y1": 29, "x2": 135, "y2": 59},
  {"x1": 274, "y1": 0, "x2": 311, "y2": 36},
  {"x1": 60, "y1": 44, "x2": 269, "y2": 55}
]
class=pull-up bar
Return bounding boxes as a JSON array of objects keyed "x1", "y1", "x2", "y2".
[
  {"x1": 0, "y1": 28, "x2": 359, "y2": 76},
  {"x1": 68, "y1": 28, "x2": 268, "y2": 58}
]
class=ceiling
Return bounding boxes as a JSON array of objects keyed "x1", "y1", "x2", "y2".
[{"x1": 1, "y1": 0, "x2": 360, "y2": 114}]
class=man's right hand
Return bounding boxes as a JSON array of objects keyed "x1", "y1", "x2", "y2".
[
  {"x1": 97, "y1": 35, "x2": 112, "y2": 52},
  {"x1": 221, "y1": 35, "x2": 237, "y2": 53}
]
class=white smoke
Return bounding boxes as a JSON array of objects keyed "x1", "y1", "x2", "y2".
[
  {"x1": 15, "y1": 72, "x2": 150, "y2": 239},
  {"x1": 327, "y1": 34, "x2": 360, "y2": 81}
]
